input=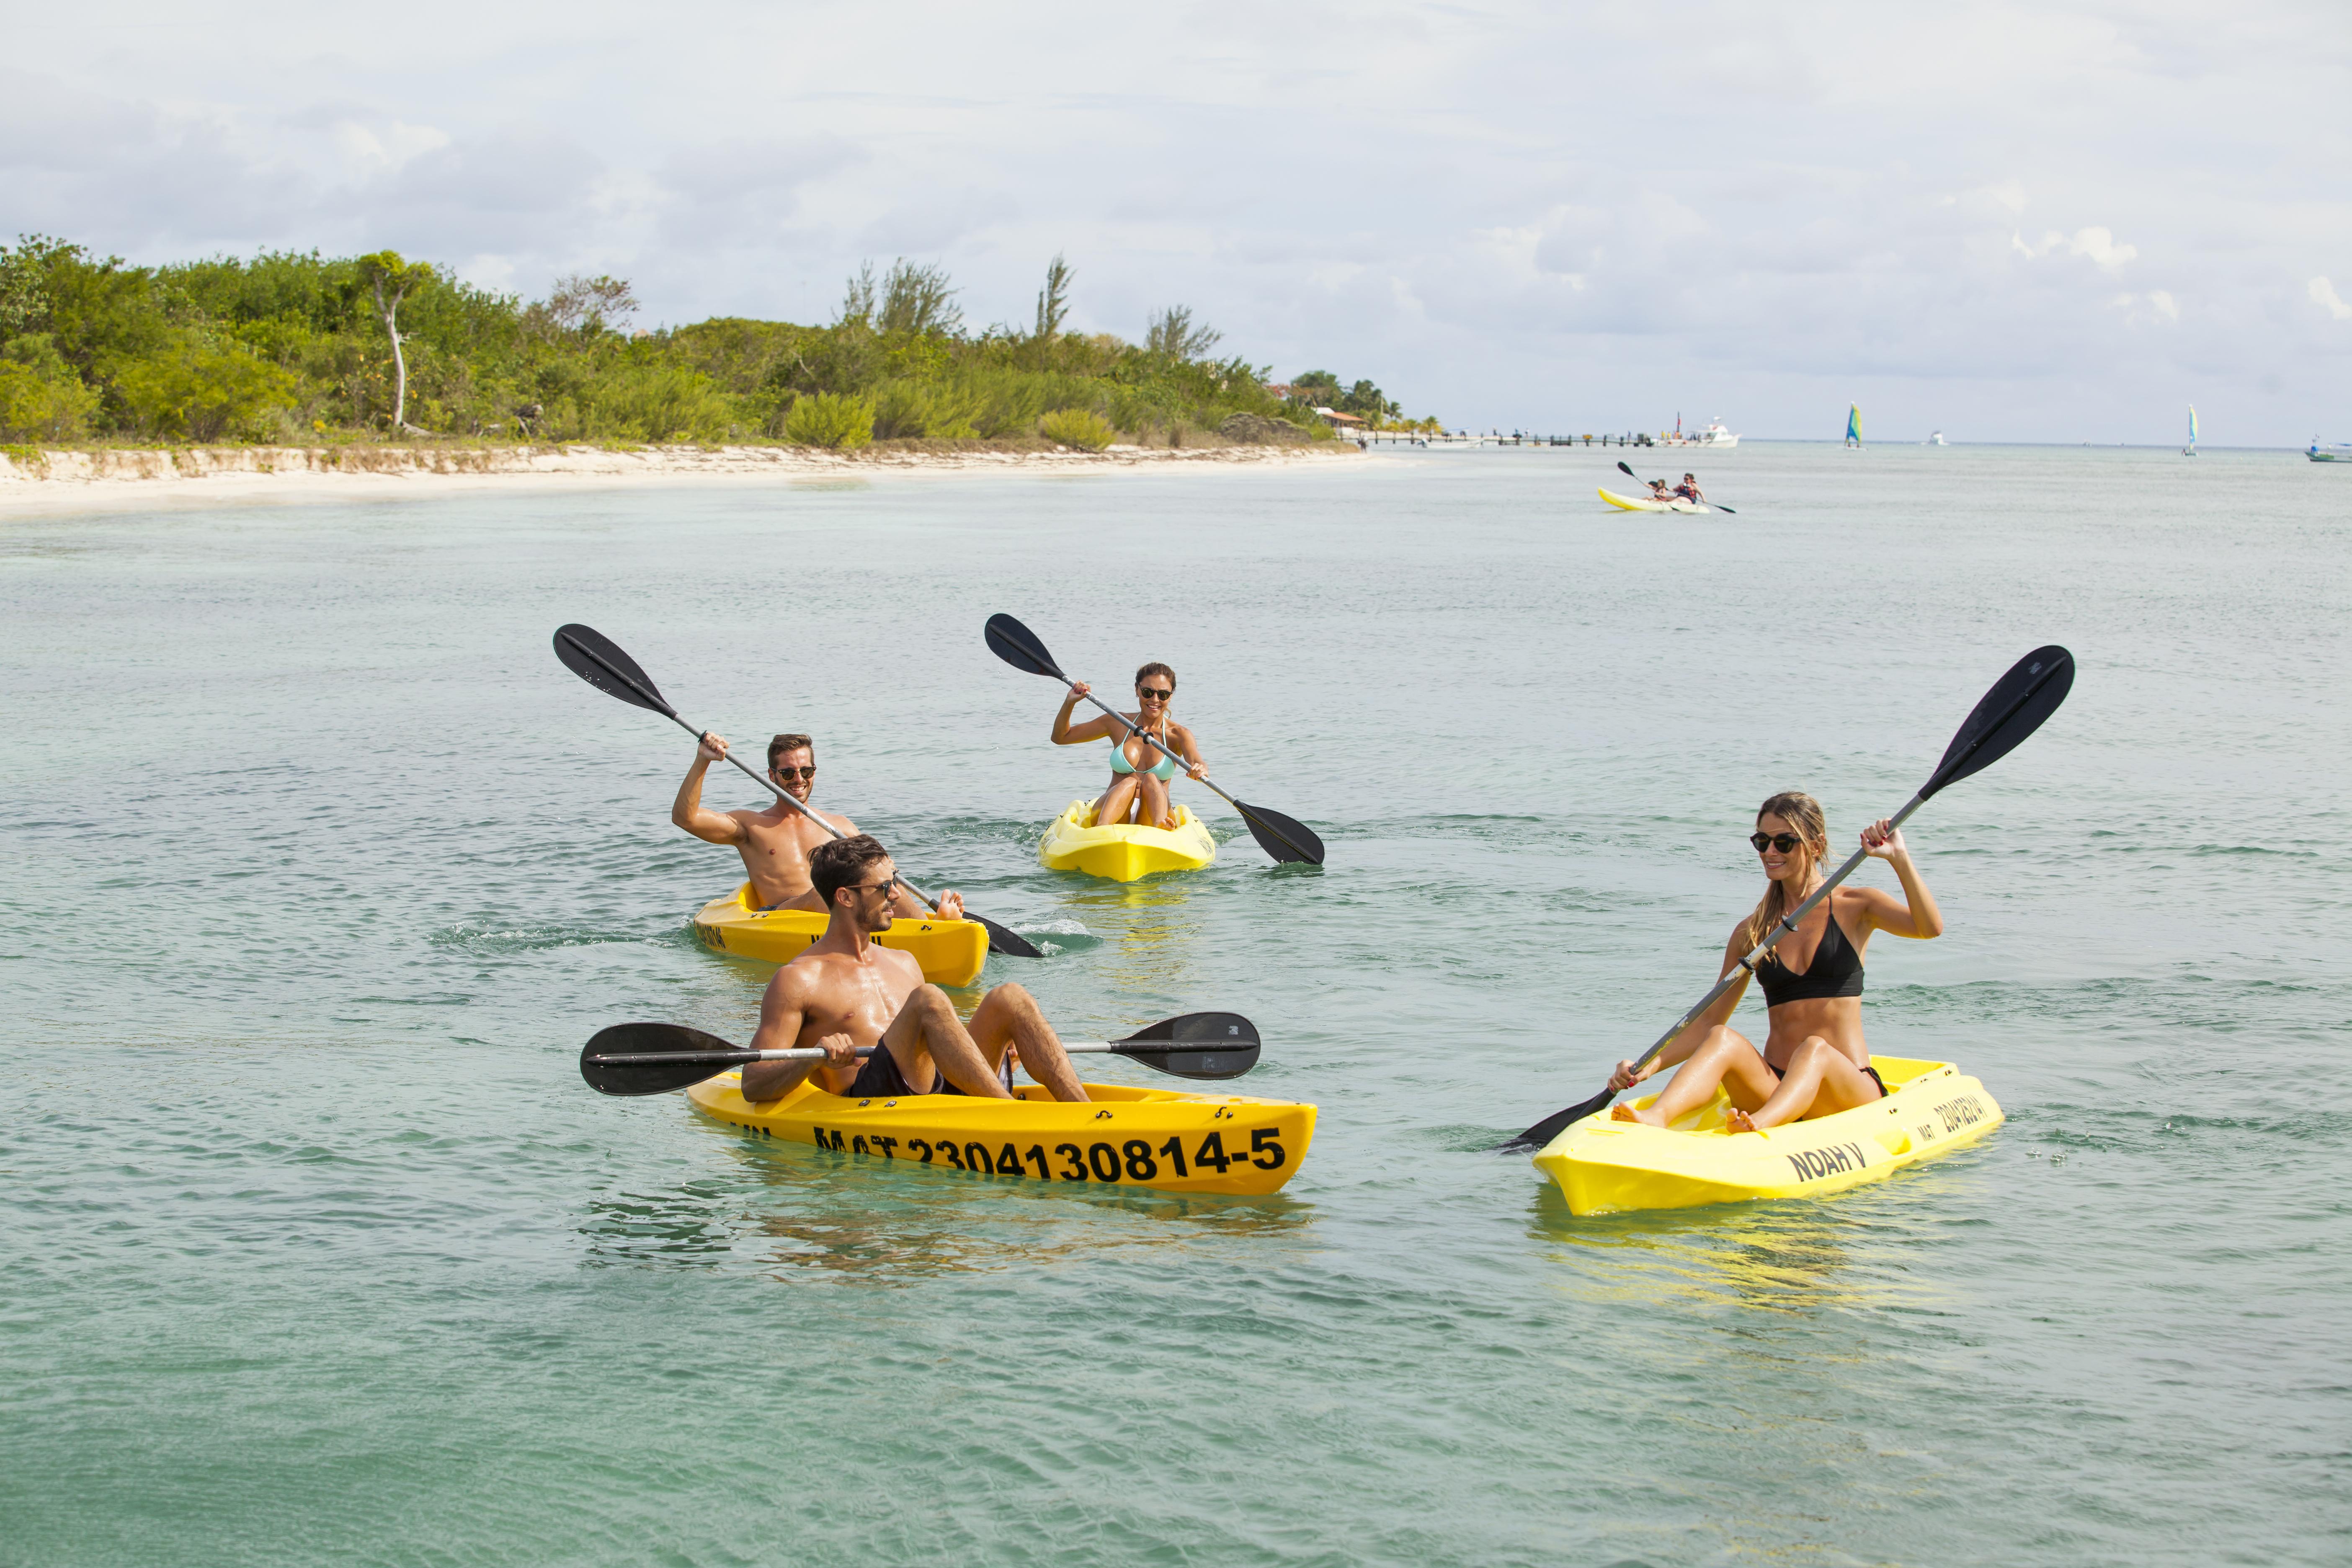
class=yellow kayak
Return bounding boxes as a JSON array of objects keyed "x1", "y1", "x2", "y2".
[
  {"x1": 689, "y1": 884, "x2": 989, "y2": 988},
  {"x1": 688, "y1": 1071, "x2": 1315, "y2": 1195},
  {"x1": 1599, "y1": 485, "x2": 1707, "y2": 513},
  {"x1": 1037, "y1": 799, "x2": 1216, "y2": 882},
  {"x1": 1532, "y1": 1056, "x2": 2003, "y2": 1215}
]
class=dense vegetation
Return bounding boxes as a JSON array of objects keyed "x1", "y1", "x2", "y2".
[{"x1": 0, "y1": 237, "x2": 1436, "y2": 449}]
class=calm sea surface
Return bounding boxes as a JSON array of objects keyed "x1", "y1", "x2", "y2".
[{"x1": 3, "y1": 444, "x2": 2346, "y2": 1566}]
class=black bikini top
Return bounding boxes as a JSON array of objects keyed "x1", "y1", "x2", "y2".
[{"x1": 1751, "y1": 900, "x2": 1865, "y2": 1006}]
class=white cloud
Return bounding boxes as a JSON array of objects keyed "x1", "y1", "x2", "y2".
[
  {"x1": 2014, "y1": 226, "x2": 2139, "y2": 270},
  {"x1": 2311, "y1": 277, "x2": 2352, "y2": 320}
]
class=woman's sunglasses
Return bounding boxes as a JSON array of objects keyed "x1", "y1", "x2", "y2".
[
  {"x1": 1750, "y1": 832, "x2": 1804, "y2": 853},
  {"x1": 1138, "y1": 687, "x2": 1173, "y2": 701}
]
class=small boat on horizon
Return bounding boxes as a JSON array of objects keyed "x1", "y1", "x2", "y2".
[
  {"x1": 2185, "y1": 405, "x2": 2198, "y2": 457},
  {"x1": 1844, "y1": 404, "x2": 1863, "y2": 449},
  {"x1": 1925, "y1": 431, "x2": 1947, "y2": 446},
  {"x1": 1657, "y1": 414, "x2": 1739, "y2": 448},
  {"x1": 2313, "y1": 439, "x2": 2352, "y2": 462}
]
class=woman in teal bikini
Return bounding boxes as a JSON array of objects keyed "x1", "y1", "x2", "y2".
[{"x1": 1048, "y1": 661, "x2": 1205, "y2": 830}]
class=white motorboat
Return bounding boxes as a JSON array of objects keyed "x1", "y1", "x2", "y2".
[
  {"x1": 1658, "y1": 417, "x2": 1738, "y2": 449},
  {"x1": 1926, "y1": 431, "x2": 1947, "y2": 446}
]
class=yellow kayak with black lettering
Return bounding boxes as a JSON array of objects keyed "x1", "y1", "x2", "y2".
[
  {"x1": 1532, "y1": 1056, "x2": 2003, "y2": 1215},
  {"x1": 1037, "y1": 799, "x2": 1217, "y2": 882},
  {"x1": 690, "y1": 884, "x2": 989, "y2": 988},
  {"x1": 688, "y1": 1071, "x2": 1316, "y2": 1196}
]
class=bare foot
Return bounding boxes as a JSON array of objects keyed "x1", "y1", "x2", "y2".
[
  {"x1": 1725, "y1": 1107, "x2": 1758, "y2": 1134},
  {"x1": 1612, "y1": 1102, "x2": 1666, "y2": 1127}
]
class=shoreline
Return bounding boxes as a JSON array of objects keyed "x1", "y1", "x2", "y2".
[{"x1": 0, "y1": 440, "x2": 1365, "y2": 515}]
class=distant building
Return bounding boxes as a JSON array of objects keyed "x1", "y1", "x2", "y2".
[{"x1": 1313, "y1": 406, "x2": 1367, "y2": 427}]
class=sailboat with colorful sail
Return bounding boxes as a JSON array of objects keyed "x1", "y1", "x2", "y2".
[
  {"x1": 1844, "y1": 404, "x2": 1862, "y2": 449},
  {"x1": 2184, "y1": 405, "x2": 2197, "y2": 457}
]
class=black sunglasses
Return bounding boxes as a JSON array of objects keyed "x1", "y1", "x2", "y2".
[
  {"x1": 1750, "y1": 832, "x2": 1803, "y2": 853},
  {"x1": 848, "y1": 876, "x2": 898, "y2": 898},
  {"x1": 1138, "y1": 686, "x2": 1173, "y2": 700},
  {"x1": 771, "y1": 765, "x2": 817, "y2": 780}
]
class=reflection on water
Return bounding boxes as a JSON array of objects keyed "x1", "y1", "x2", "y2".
[
  {"x1": 1522, "y1": 1143, "x2": 1999, "y2": 1318},
  {"x1": 1063, "y1": 877, "x2": 1205, "y2": 998},
  {"x1": 583, "y1": 1127, "x2": 1315, "y2": 1283}
]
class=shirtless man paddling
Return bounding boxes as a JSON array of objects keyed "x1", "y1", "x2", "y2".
[
  {"x1": 740, "y1": 836, "x2": 1087, "y2": 1105},
  {"x1": 673, "y1": 731, "x2": 961, "y2": 921}
]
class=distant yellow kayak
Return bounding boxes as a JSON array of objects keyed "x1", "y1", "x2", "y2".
[
  {"x1": 1532, "y1": 1056, "x2": 2003, "y2": 1215},
  {"x1": 688, "y1": 1071, "x2": 1316, "y2": 1195},
  {"x1": 690, "y1": 884, "x2": 989, "y2": 988},
  {"x1": 1599, "y1": 485, "x2": 1708, "y2": 513},
  {"x1": 1038, "y1": 799, "x2": 1216, "y2": 882}
]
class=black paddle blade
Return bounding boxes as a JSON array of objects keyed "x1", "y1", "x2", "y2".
[
  {"x1": 984, "y1": 614, "x2": 1065, "y2": 680},
  {"x1": 972, "y1": 914, "x2": 1044, "y2": 960},
  {"x1": 554, "y1": 624, "x2": 676, "y2": 717},
  {"x1": 1235, "y1": 802, "x2": 1326, "y2": 867},
  {"x1": 1498, "y1": 1082, "x2": 1617, "y2": 1153},
  {"x1": 1113, "y1": 1011, "x2": 1261, "y2": 1080},
  {"x1": 1617, "y1": 460, "x2": 1637, "y2": 478},
  {"x1": 581, "y1": 1022, "x2": 741, "y2": 1096},
  {"x1": 1922, "y1": 645, "x2": 2074, "y2": 798}
]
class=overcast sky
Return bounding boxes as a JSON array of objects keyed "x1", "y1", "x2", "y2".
[{"x1": 5, "y1": 0, "x2": 2347, "y2": 441}]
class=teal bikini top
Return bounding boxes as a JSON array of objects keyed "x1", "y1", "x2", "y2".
[{"x1": 1108, "y1": 723, "x2": 1180, "y2": 781}]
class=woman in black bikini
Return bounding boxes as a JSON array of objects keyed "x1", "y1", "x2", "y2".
[{"x1": 1609, "y1": 790, "x2": 1944, "y2": 1132}]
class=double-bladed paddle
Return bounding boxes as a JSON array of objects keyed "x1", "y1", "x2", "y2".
[
  {"x1": 1617, "y1": 459, "x2": 1735, "y2": 513},
  {"x1": 580, "y1": 1011, "x2": 1262, "y2": 1096},
  {"x1": 1498, "y1": 644, "x2": 2076, "y2": 1153},
  {"x1": 553, "y1": 623, "x2": 1043, "y2": 959},
  {"x1": 984, "y1": 613, "x2": 1326, "y2": 867}
]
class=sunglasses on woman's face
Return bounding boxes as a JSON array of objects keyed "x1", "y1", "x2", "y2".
[
  {"x1": 1750, "y1": 832, "x2": 1803, "y2": 853},
  {"x1": 1138, "y1": 687, "x2": 1172, "y2": 701}
]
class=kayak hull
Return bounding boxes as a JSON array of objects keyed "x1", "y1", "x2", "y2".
[
  {"x1": 1532, "y1": 1056, "x2": 2002, "y2": 1216},
  {"x1": 1599, "y1": 485, "x2": 1707, "y2": 513},
  {"x1": 688, "y1": 1072, "x2": 1316, "y2": 1196},
  {"x1": 691, "y1": 884, "x2": 989, "y2": 988},
  {"x1": 1038, "y1": 799, "x2": 1216, "y2": 882}
]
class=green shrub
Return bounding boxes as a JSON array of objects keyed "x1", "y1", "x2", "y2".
[
  {"x1": 783, "y1": 390, "x2": 874, "y2": 449},
  {"x1": 563, "y1": 365, "x2": 735, "y2": 442},
  {"x1": 111, "y1": 337, "x2": 297, "y2": 441},
  {"x1": 1039, "y1": 407, "x2": 1114, "y2": 451},
  {"x1": 0, "y1": 358, "x2": 99, "y2": 441},
  {"x1": 872, "y1": 379, "x2": 978, "y2": 440}
]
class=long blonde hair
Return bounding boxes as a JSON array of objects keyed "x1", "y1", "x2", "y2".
[{"x1": 1741, "y1": 791, "x2": 1828, "y2": 952}]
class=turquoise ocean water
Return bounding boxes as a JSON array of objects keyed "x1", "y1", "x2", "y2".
[{"x1": 3, "y1": 444, "x2": 2346, "y2": 1565}]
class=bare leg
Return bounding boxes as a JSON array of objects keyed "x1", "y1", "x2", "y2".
[
  {"x1": 877, "y1": 985, "x2": 1013, "y2": 1098},
  {"x1": 1136, "y1": 770, "x2": 1173, "y2": 830},
  {"x1": 1094, "y1": 774, "x2": 1141, "y2": 828},
  {"x1": 967, "y1": 983, "x2": 1090, "y2": 1102},
  {"x1": 766, "y1": 886, "x2": 827, "y2": 913},
  {"x1": 1726, "y1": 1037, "x2": 1881, "y2": 1131},
  {"x1": 1614, "y1": 1026, "x2": 1777, "y2": 1127}
]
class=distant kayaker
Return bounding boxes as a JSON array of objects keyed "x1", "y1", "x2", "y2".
[
  {"x1": 671, "y1": 732, "x2": 963, "y2": 920},
  {"x1": 737, "y1": 835, "x2": 1088, "y2": 1104},
  {"x1": 1648, "y1": 479, "x2": 1676, "y2": 503},
  {"x1": 1608, "y1": 791, "x2": 1944, "y2": 1132},
  {"x1": 1674, "y1": 473, "x2": 1704, "y2": 503},
  {"x1": 1049, "y1": 662, "x2": 1206, "y2": 830}
]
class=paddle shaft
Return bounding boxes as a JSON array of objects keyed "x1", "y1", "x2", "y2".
[
  {"x1": 1057, "y1": 678, "x2": 1247, "y2": 814},
  {"x1": 570, "y1": 634, "x2": 961, "y2": 921},
  {"x1": 594, "y1": 1039, "x2": 1158, "y2": 1066},
  {"x1": 1620, "y1": 792, "x2": 1925, "y2": 1083}
]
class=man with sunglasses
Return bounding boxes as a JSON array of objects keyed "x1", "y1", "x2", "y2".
[
  {"x1": 738, "y1": 835, "x2": 1089, "y2": 1106},
  {"x1": 670, "y1": 731, "x2": 963, "y2": 920}
]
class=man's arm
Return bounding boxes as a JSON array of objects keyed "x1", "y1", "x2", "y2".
[
  {"x1": 740, "y1": 968, "x2": 853, "y2": 1101},
  {"x1": 673, "y1": 734, "x2": 749, "y2": 845}
]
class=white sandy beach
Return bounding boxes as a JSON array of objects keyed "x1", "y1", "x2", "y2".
[{"x1": 0, "y1": 440, "x2": 1364, "y2": 515}]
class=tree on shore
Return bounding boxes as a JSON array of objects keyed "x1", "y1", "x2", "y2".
[
  {"x1": 1034, "y1": 254, "x2": 1073, "y2": 340},
  {"x1": 353, "y1": 251, "x2": 435, "y2": 431},
  {"x1": 878, "y1": 260, "x2": 961, "y2": 337},
  {"x1": 1146, "y1": 305, "x2": 1221, "y2": 362}
]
